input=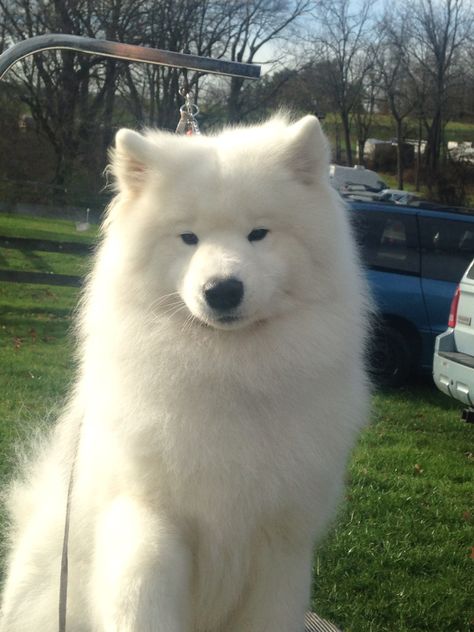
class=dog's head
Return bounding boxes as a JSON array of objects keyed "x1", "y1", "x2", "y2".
[{"x1": 106, "y1": 115, "x2": 342, "y2": 331}]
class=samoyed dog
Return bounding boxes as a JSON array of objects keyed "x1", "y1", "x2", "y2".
[{"x1": 1, "y1": 115, "x2": 370, "y2": 631}]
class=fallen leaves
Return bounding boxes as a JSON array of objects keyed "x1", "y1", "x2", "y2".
[{"x1": 11, "y1": 331, "x2": 56, "y2": 349}]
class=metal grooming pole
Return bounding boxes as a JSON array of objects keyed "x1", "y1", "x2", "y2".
[
  {"x1": 0, "y1": 33, "x2": 260, "y2": 80},
  {"x1": 0, "y1": 34, "x2": 341, "y2": 632}
]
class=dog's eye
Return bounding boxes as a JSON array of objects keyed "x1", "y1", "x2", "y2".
[
  {"x1": 180, "y1": 232, "x2": 199, "y2": 246},
  {"x1": 248, "y1": 228, "x2": 269, "y2": 242}
]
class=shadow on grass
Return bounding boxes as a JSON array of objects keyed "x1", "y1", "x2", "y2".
[
  {"x1": 0, "y1": 307, "x2": 74, "y2": 320},
  {"x1": 375, "y1": 372, "x2": 463, "y2": 412},
  {"x1": 19, "y1": 248, "x2": 50, "y2": 272}
]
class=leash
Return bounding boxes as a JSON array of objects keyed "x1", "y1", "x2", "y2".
[
  {"x1": 57, "y1": 87, "x2": 200, "y2": 632},
  {"x1": 58, "y1": 417, "x2": 82, "y2": 632}
]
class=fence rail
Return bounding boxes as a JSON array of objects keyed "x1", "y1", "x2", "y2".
[
  {"x1": 0, "y1": 236, "x2": 92, "y2": 254},
  {"x1": 0, "y1": 235, "x2": 87, "y2": 287},
  {"x1": 0, "y1": 269, "x2": 82, "y2": 287}
]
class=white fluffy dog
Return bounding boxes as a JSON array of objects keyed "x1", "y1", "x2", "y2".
[{"x1": 1, "y1": 115, "x2": 370, "y2": 631}]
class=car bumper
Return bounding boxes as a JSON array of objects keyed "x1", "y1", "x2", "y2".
[{"x1": 433, "y1": 329, "x2": 474, "y2": 405}]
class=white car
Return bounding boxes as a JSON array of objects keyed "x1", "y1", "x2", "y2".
[
  {"x1": 329, "y1": 164, "x2": 387, "y2": 193},
  {"x1": 378, "y1": 189, "x2": 419, "y2": 205},
  {"x1": 433, "y1": 257, "x2": 474, "y2": 419}
]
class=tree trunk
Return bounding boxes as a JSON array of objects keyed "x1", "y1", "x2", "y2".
[
  {"x1": 395, "y1": 117, "x2": 404, "y2": 190},
  {"x1": 101, "y1": 61, "x2": 118, "y2": 164},
  {"x1": 228, "y1": 76, "x2": 245, "y2": 123},
  {"x1": 425, "y1": 108, "x2": 442, "y2": 176},
  {"x1": 415, "y1": 116, "x2": 422, "y2": 192},
  {"x1": 341, "y1": 111, "x2": 352, "y2": 166},
  {"x1": 357, "y1": 139, "x2": 365, "y2": 166},
  {"x1": 334, "y1": 123, "x2": 341, "y2": 164}
]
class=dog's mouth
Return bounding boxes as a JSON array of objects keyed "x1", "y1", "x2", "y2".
[
  {"x1": 173, "y1": 292, "x2": 267, "y2": 331},
  {"x1": 199, "y1": 311, "x2": 270, "y2": 332},
  {"x1": 189, "y1": 307, "x2": 252, "y2": 330},
  {"x1": 204, "y1": 312, "x2": 245, "y2": 330},
  {"x1": 217, "y1": 315, "x2": 240, "y2": 324}
]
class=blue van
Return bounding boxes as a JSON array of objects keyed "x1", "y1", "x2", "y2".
[{"x1": 349, "y1": 201, "x2": 474, "y2": 386}]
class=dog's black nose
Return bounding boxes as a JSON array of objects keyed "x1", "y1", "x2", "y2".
[{"x1": 203, "y1": 277, "x2": 244, "y2": 311}]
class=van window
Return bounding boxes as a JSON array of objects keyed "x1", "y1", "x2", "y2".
[
  {"x1": 352, "y1": 211, "x2": 419, "y2": 274},
  {"x1": 466, "y1": 260, "x2": 474, "y2": 280},
  {"x1": 419, "y1": 217, "x2": 474, "y2": 282}
]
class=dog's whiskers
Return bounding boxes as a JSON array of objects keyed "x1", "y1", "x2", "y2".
[
  {"x1": 158, "y1": 302, "x2": 187, "y2": 317},
  {"x1": 181, "y1": 312, "x2": 200, "y2": 334},
  {"x1": 149, "y1": 291, "x2": 182, "y2": 311},
  {"x1": 147, "y1": 303, "x2": 188, "y2": 328}
]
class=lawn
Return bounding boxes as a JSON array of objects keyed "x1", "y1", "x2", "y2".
[
  {"x1": 313, "y1": 384, "x2": 473, "y2": 631},
  {"x1": 0, "y1": 212, "x2": 96, "y2": 280},
  {"x1": 323, "y1": 113, "x2": 474, "y2": 145},
  {"x1": 0, "y1": 214, "x2": 473, "y2": 631},
  {"x1": 0, "y1": 212, "x2": 98, "y2": 243}
]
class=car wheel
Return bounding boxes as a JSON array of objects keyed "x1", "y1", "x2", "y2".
[{"x1": 368, "y1": 324, "x2": 412, "y2": 387}]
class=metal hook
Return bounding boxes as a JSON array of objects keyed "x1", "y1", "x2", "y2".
[{"x1": 176, "y1": 87, "x2": 201, "y2": 135}]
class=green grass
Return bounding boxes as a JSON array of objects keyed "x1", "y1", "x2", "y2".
[
  {"x1": 0, "y1": 282, "x2": 79, "y2": 483},
  {"x1": 0, "y1": 212, "x2": 97, "y2": 280},
  {"x1": 0, "y1": 215, "x2": 473, "y2": 631},
  {"x1": 323, "y1": 113, "x2": 474, "y2": 145},
  {"x1": 445, "y1": 120, "x2": 474, "y2": 143},
  {"x1": 0, "y1": 247, "x2": 91, "y2": 276},
  {"x1": 312, "y1": 385, "x2": 474, "y2": 631},
  {"x1": 0, "y1": 213, "x2": 94, "y2": 482},
  {"x1": 0, "y1": 212, "x2": 99, "y2": 243}
]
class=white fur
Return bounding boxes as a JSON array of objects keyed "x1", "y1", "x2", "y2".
[{"x1": 0, "y1": 115, "x2": 371, "y2": 631}]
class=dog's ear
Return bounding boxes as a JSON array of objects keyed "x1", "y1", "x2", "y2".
[
  {"x1": 110, "y1": 129, "x2": 156, "y2": 194},
  {"x1": 285, "y1": 116, "x2": 330, "y2": 186}
]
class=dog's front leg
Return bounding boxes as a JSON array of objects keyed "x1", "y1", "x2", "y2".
[
  {"x1": 227, "y1": 539, "x2": 313, "y2": 632},
  {"x1": 90, "y1": 496, "x2": 192, "y2": 632}
]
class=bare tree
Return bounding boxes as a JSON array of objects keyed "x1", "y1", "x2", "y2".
[
  {"x1": 121, "y1": 0, "x2": 237, "y2": 130},
  {"x1": 377, "y1": 13, "x2": 418, "y2": 188},
  {"x1": 224, "y1": 0, "x2": 312, "y2": 122},
  {"x1": 0, "y1": 0, "x2": 141, "y2": 189},
  {"x1": 310, "y1": 0, "x2": 377, "y2": 166},
  {"x1": 0, "y1": 0, "x2": 237, "y2": 184},
  {"x1": 405, "y1": 0, "x2": 474, "y2": 176},
  {"x1": 353, "y1": 62, "x2": 380, "y2": 167},
  {"x1": 0, "y1": 9, "x2": 7, "y2": 54}
]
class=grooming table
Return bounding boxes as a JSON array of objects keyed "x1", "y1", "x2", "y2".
[{"x1": 305, "y1": 612, "x2": 342, "y2": 632}]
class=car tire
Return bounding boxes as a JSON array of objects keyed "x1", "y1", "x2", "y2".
[{"x1": 368, "y1": 324, "x2": 412, "y2": 388}]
